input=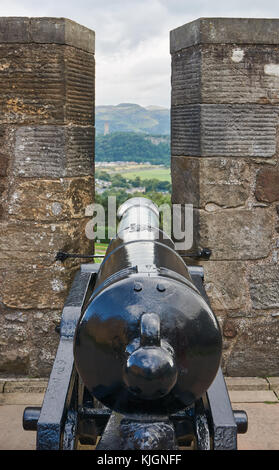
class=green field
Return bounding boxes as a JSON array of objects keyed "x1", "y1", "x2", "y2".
[
  {"x1": 95, "y1": 242, "x2": 108, "y2": 252},
  {"x1": 94, "y1": 242, "x2": 108, "y2": 263},
  {"x1": 122, "y1": 167, "x2": 171, "y2": 182}
]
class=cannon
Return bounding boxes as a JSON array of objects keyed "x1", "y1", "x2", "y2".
[{"x1": 23, "y1": 197, "x2": 248, "y2": 450}]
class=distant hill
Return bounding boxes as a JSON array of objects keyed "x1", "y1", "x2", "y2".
[
  {"x1": 96, "y1": 103, "x2": 170, "y2": 135},
  {"x1": 96, "y1": 132, "x2": 170, "y2": 166}
]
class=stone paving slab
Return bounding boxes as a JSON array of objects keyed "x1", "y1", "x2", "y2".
[
  {"x1": 229, "y1": 390, "x2": 278, "y2": 403},
  {"x1": 0, "y1": 405, "x2": 36, "y2": 450},
  {"x1": 0, "y1": 376, "x2": 277, "y2": 393},
  {"x1": 0, "y1": 401, "x2": 279, "y2": 450},
  {"x1": 0, "y1": 392, "x2": 44, "y2": 406},
  {"x1": 0, "y1": 377, "x2": 278, "y2": 451},
  {"x1": 0, "y1": 393, "x2": 279, "y2": 450},
  {"x1": 225, "y1": 377, "x2": 269, "y2": 390},
  {"x1": 3, "y1": 379, "x2": 48, "y2": 393},
  {"x1": 232, "y1": 402, "x2": 279, "y2": 450},
  {"x1": 267, "y1": 377, "x2": 279, "y2": 387},
  {"x1": 0, "y1": 376, "x2": 277, "y2": 392}
]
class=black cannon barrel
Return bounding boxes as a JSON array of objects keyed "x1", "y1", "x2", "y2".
[{"x1": 74, "y1": 197, "x2": 222, "y2": 415}]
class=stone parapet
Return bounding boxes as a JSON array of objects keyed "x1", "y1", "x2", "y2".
[
  {"x1": 170, "y1": 18, "x2": 279, "y2": 376},
  {"x1": 0, "y1": 17, "x2": 95, "y2": 377}
]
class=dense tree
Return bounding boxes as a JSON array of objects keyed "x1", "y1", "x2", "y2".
[
  {"x1": 96, "y1": 132, "x2": 170, "y2": 166},
  {"x1": 95, "y1": 170, "x2": 111, "y2": 181}
]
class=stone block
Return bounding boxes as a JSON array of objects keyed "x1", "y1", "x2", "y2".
[
  {"x1": 171, "y1": 156, "x2": 199, "y2": 206},
  {"x1": 0, "y1": 392, "x2": 44, "y2": 405},
  {"x1": 225, "y1": 377, "x2": 269, "y2": 391},
  {"x1": 199, "y1": 158, "x2": 251, "y2": 207},
  {"x1": 0, "y1": 305, "x2": 60, "y2": 332},
  {"x1": 0, "y1": 44, "x2": 65, "y2": 125},
  {"x1": 171, "y1": 104, "x2": 201, "y2": 155},
  {"x1": 226, "y1": 317, "x2": 279, "y2": 376},
  {"x1": 1, "y1": 265, "x2": 76, "y2": 309},
  {"x1": 255, "y1": 167, "x2": 279, "y2": 202},
  {"x1": 0, "y1": 349, "x2": 30, "y2": 374},
  {"x1": 0, "y1": 218, "x2": 92, "y2": 254},
  {"x1": 170, "y1": 18, "x2": 279, "y2": 53},
  {"x1": 4, "y1": 379, "x2": 48, "y2": 393},
  {"x1": 0, "y1": 17, "x2": 95, "y2": 53},
  {"x1": 65, "y1": 46, "x2": 95, "y2": 125},
  {"x1": 172, "y1": 44, "x2": 279, "y2": 106},
  {"x1": 0, "y1": 177, "x2": 6, "y2": 196},
  {"x1": 229, "y1": 390, "x2": 278, "y2": 403},
  {"x1": 203, "y1": 261, "x2": 248, "y2": 312},
  {"x1": 249, "y1": 265, "x2": 279, "y2": 309},
  {"x1": 29, "y1": 315, "x2": 61, "y2": 376},
  {"x1": 267, "y1": 377, "x2": 279, "y2": 388},
  {"x1": 0, "y1": 154, "x2": 8, "y2": 176},
  {"x1": 28, "y1": 348, "x2": 58, "y2": 378},
  {"x1": 30, "y1": 309, "x2": 61, "y2": 337},
  {"x1": 0, "y1": 306, "x2": 61, "y2": 377},
  {"x1": 171, "y1": 104, "x2": 278, "y2": 157},
  {"x1": 65, "y1": 126, "x2": 95, "y2": 176},
  {"x1": 0, "y1": 322, "x2": 28, "y2": 345},
  {"x1": 0, "y1": 17, "x2": 30, "y2": 43},
  {"x1": 0, "y1": 177, "x2": 7, "y2": 219},
  {"x1": 201, "y1": 45, "x2": 279, "y2": 105},
  {"x1": 171, "y1": 46, "x2": 201, "y2": 105},
  {"x1": 12, "y1": 125, "x2": 94, "y2": 178},
  {"x1": 0, "y1": 379, "x2": 5, "y2": 392},
  {"x1": 0, "y1": 251, "x2": 64, "y2": 270},
  {"x1": 199, "y1": 208, "x2": 272, "y2": 260},
  {"x1": 13, "y1": 125, "x2": 66, "y2": 176},
  {"x1": 0, "y1": 44, "x2": 94, "y2": 126},
  {"x1": 222, "y1": 319, "x2": 238, "y2": 338},
  {"x1": 7, "y1": 176, "x2": 94, "y2": 221},
  {"x1": 2, "y1": 310, "x2": 28, "y2": 324},
  {"x1": 171, "y1": 156, "x2": 251, "y2": 207},
  {"x1": 30, "y1": 17, "x2": 95, "y2": 53}
]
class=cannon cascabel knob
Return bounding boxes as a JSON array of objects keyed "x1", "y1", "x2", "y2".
[{"x1": 123, "y1": 313, "x2": 178, "y2": 400}]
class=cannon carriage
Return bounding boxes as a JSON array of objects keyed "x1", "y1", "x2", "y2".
[{"x1": 23, "y1": 197, "x2": 247, "y2": 450}]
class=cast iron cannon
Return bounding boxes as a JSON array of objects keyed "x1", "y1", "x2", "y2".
[{"x1": 23, "y1": 197, "x2": 247, "y2": 450}]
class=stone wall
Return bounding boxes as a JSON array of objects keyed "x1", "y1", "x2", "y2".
[
  {"x1": 0, "y1": 18, "x2": 95, "y2": 377},
  {"x1": 170, "y1": 18, "x2": 279, "y2": 376}
]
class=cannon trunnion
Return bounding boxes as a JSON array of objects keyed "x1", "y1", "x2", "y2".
[{"x1": 23, "y1": 197, "x2": 247, "y2": 450}]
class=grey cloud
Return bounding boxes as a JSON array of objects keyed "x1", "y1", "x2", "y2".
[{"x1": 159, "y1": 0, "x2": 279, "y2": 16}]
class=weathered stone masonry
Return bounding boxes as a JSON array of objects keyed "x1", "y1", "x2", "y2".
[
  {"x1": 0, "y1": 18, "x2": 95, "y2": 377},
  {"x1": 170, "y1": 18, "x2": 279, "y2": 376}
]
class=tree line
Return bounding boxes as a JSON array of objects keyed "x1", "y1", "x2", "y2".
[{"x1": 96, "y1": 132, "x2": 170, "y2": 166}]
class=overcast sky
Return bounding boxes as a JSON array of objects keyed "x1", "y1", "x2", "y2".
[{"x1": 2, "y1": 0, "x2": 279, "y2": 107}]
